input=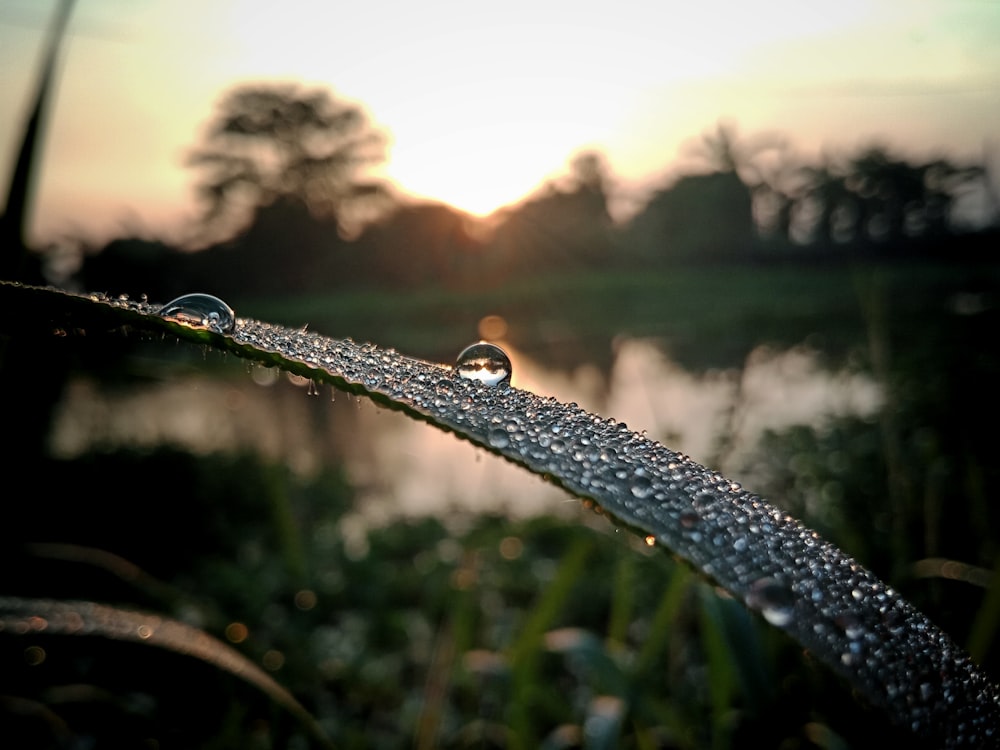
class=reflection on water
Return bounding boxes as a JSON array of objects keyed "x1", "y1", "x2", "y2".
[
  {"x1": 50, "y1": 339, "x2": 881, "y2": 520},
  {"x1": 606, "y1": 339, "x2": 881, "y2": 470}
]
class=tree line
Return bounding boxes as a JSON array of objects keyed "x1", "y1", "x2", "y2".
[{"x1": 77, "y1": 83, "x2": 998, "y2": 301}]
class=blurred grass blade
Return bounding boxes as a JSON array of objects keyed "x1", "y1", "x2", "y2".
[
  {"x1": 697, "y1": 587, "x2": 738, "y2": 750},
  {"x1": 634, "y1": 563, "x2": 691, "y2": 674},
  {"x1": 606, "y1": 554, "x2": 635, "y2": 650},
  {"x1": 967, "y1": 559, "x2": 1000, "y2": 665},
  {"x1": 544, "y1": 628, "x2": 627, "y2": 697},
  {"x1": 509, "y1": 537, "x2": 593, "y2": 749},
  {"x1": 0, "y1": 0, "x2": 75, "y2": 279},
  {"x1": 1, "y1": 281, "x2": 998, "y2": 749},
  {"x1": 0, "y1": 596, "x2": 333, "y2": 748}
]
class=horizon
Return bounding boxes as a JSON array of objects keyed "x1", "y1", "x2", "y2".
[{"x1": 2, "y1": 0, "x2": 999, "y2": 247}]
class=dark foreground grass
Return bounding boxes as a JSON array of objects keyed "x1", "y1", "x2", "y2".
[{"x1": 1, "y1": 448, "x2": 902, "y2": 749}]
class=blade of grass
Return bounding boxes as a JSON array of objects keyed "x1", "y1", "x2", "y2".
[
  {"x1": 0, "y1": 596, "x2": 333, "y2": 749},
  {"x1": 508, "y1": 537, "x2": 593, "y2": 750},
  {"x1": 0, "y1": 0, "x2": 75, "y2": 278},
  {"x1": 606, "y1": 554, "x2": 635, "y2": 651},
  {"x1": 698, "y1": 586, "x2": 739, "y2": 750}
]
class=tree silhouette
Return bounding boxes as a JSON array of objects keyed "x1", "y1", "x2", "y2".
[
  {"x1": 686, "y1": 120, "x2": 744, "y2": 174},
  {"x1": 749, "y1": 144, "x2": 810, "y2": 243},
  {"x1": 683, "y1": 121, "x2": 786, "y2": 184},
  {"x1": 846, "y1": 147, "x2": 919, "y2": 242},
  {"x1": 845, "y1": 146, "x2": 984, "y2": 243},
  {"x1": 626, "y1": 171, "x2": 754, "y2": 259},
  {"x1": 915, "y1": 158, "x2": 985, "y2": 236},
  {"x1": 187, "y1": 83, "x2": 390, "y2": 240},
  {"x1": 682, "y1": 121, "x2": 797, "y2": 246},
  {"x1": 626, "y1": 125, "x2": 766, "y2": 259},
  {"x1": 485, "y1": 150, "x2": 615, "y2": 278},
  {"x1": 567, "y1": 150, "x2": 610, "y2": 196},
  {"x1": 802, "y1": 159, "x2": 862, "y2": 245}
]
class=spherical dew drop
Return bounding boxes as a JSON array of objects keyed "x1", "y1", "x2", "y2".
[{"x1": 455, "y1": 342, "x2": 512, "y2": 387}]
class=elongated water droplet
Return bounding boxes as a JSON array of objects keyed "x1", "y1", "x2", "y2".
[
  {"x1": 455, "y1": 342, "x2": 512, "y2": 387},
  {"x1": 158, "y1": 293, "x2": 236, "y2": 334}
]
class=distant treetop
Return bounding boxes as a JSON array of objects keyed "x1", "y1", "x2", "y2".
[{"x1": 186, "y1": 82, "x2": 391, "y2": 242}]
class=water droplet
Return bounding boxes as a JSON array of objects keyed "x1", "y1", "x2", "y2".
[
  {"x1": 454, "y1": 342, "x2": 512, "y2": 387},
  {"x1": 158, "y1": 293, "x2": 236, "y2": 334},
  {"x1": 679, "y1": 508, "x2": 700, "y2": 528},
  {"x1": 835, "y1": 612, "x2": 865, "y2": 640},
  {"x1": 630, "y1": 475, "x2": 653, "y2": 499},
  {"x1": 488, "y1": 427, "x2": 510, "y2": 448},
  {"x1": 746, "y1": 577, "x2": 795, "y2": 627}
]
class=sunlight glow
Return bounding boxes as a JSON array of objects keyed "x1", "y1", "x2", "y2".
[
  {"x1": 1, "y1": 0, "x2": 997, "y2": 240},
  {"x1": 214, "y1": 0, "x2": 883, "y2": 215}
]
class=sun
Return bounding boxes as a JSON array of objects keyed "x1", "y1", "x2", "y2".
[{"x1": 380, "y1": 124, "x2": 582, "y2": 217}]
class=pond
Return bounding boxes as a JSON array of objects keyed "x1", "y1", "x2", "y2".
[{"x1": 49, "y1": 337, "x2": 882, "y2": 523}]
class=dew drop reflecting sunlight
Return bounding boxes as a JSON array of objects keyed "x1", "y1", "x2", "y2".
[{"x1": 455, "y1": 342, "x2": 512, "y2": 387}]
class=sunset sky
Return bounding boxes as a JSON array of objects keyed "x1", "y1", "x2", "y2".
[{"x1": 2, "y1": 0, "x2": 998, "y2": 246}]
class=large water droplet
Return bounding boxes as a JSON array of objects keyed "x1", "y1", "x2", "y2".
[
  {"x1": 158, "y1": 293, "x2": 236, "y2": 334},
  {"x1": 746, "y1": 577, "x2": 795, "y2": 627},
  {"x1": 455, "y1": 342, "x2": 512, "y2": 387},
  {"x1": 488, "y1": 427, "x2": 510, "y2": 448},
  {"x1": 630, "y1": 475, "x2": 653, "y2": 499}
]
